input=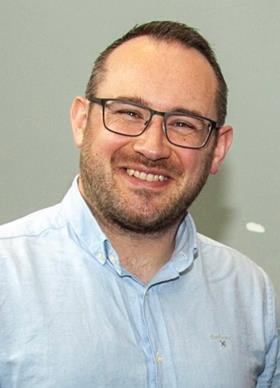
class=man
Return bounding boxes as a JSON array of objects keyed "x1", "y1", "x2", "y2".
[{"x1": 0, "y1": 21, "x2": 279, "y2": 387}]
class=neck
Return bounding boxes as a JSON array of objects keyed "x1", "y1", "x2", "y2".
[{"x1": 99, "y1": 219, "x2": 180, "y2": 284}]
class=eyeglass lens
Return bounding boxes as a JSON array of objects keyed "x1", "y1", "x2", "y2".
[{"x1": 104, "y1": 100, "x2": 212, "y2": 148}]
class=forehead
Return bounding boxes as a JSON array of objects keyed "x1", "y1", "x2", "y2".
[{"x1": 97, "y1": 37, "x2": 218, "y2": 116}]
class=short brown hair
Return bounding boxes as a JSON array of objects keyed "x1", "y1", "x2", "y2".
[{"x1": 85, "y1": 21, "x2": 228, "y2": 126}]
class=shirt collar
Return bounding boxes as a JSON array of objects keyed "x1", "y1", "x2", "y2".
[
  {"x1": 61, "y1": 177, "x2": 108, "y2": 265},
  {"x1": 171, "y1": 213, "x2": 198, "y2": 272},
  {"x1": 148, "y1": 214, "x2": 198, "y2": 285}
]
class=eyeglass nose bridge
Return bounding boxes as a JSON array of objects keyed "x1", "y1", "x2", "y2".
[{"x1": 142, "y1": 108, "x2": 168, "y2": 137}]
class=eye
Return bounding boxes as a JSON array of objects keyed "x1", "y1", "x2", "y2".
[
  {"x1": 173, "y1": 120, "x2": 196, "y2": 129},
  {"x1": 118, "y1": 109, "x2": 143, "y2": 119},
  {"x1": 168, "y1": 118, "x2": 199, "y2": 131},
  {"x1": 110, "y1": 103, "x2": 146, "y2": 121}
]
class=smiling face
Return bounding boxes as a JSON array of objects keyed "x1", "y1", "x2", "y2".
[{"x1": 71, "y1": 37, "x2": 232, "y2": 234}]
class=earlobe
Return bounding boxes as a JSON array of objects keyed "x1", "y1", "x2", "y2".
[
  {"x1": 210, "y1": 125, "x2": 233, "y2": 175},
  {"x1": 70, "y1": 97, "x2": 89, "y2": 148}
]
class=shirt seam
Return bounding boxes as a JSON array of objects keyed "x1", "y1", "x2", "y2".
[{"x1": 0, "y1": 223, "x2": 67, "y2": 241}]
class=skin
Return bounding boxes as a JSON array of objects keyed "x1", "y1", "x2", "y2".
[{"x1": 71, "y1": 37, "x2": 233, "y2": 283}]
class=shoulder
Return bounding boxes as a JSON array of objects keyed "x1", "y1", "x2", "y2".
[
  {"x1": 0, "y1": 203, "x2": 65, "y2": 241},
  {"x1": 0, "y1": 203, "x2": 70, "y2": 276},
  {"x1": 197, "y1": 232, "x2": 262, "y2": 269},
  {"x1": 196, "y1": 233, "x2": 272, "y2": 291}
]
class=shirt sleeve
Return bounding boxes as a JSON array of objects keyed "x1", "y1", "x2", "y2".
[
  {"x1": 271, "y1": 308, "x2": 280, "y2": 387},
  {"x1": 257, "y1": 278, "x2": 280, "y2": 387}
]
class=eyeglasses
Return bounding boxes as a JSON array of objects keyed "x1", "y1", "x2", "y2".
[{"x1": 88, "y1": 97, "x2": 218, "y2": 149}]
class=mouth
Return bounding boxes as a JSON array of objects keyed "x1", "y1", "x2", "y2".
[{"x1": 126, "y1": 168, "x2": 168, "y2": 182}]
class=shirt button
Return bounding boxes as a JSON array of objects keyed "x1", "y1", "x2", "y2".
[
  {"x1": 155, "y1": 352, "x2": 164, "y2": 364},
  {"x1": 109, "y1": 255, "x2": 118, "y2": 266},
  {"x1": 96, "y1": 252, "x2": 104, "y2": 263}
]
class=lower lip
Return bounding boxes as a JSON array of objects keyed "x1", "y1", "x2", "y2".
[{"x1": 119, "y1": 169, "x2": 170, "y2": 189}]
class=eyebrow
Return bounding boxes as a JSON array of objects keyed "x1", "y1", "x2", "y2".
[{"x1": 114, "y1": 95, "x2": 206, "y2": 118}]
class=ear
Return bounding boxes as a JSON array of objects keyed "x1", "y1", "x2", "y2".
[
  {"x1": 210, "y1": 125, "x2": 233, "y2": 175},
  {"x1": 70, "y1": 96, "x2": 90, "y2": 148}
]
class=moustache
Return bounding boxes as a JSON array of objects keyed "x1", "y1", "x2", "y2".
[{"x1": 111, "y1": 152, "x2": 183, "y2": 177}]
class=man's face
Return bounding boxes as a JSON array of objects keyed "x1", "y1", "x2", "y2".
[{"x1": 72, "y1": 37, "x2": 232, "y2": 234}]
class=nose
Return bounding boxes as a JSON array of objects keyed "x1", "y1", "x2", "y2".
[{"x1": 132, "y1": 115, "x2": 171, "y2": 161}]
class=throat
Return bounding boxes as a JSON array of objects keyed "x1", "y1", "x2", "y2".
[
  {"x1": 103, "y1": 224, "x2": 179, "y2": 284},
  {"x1": 121, "y1": 254, "x2": 164, "y2": 284}
]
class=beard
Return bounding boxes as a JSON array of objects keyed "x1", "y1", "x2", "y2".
[{"x1": 79, "y1": 135, "x2": 214, "y2": 235}]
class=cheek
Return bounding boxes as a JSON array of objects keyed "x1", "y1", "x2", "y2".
[
  {"x1": 179, "y1": 151, "x2": 202, "y2": 172},
  {"x1": 178, "y1": 147, "x2": 214, "y2": 179},
  {"x1": 86, "y1": 129, "x2": 131, "y2": 161}
]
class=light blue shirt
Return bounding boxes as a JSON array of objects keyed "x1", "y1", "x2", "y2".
[{"x1": 0, "y1": 179, "x2": 279, "y2": 387}]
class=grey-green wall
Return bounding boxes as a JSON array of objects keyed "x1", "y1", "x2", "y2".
[{"x1": 1, "y1": 1, "x2": 279, "y2": 302}]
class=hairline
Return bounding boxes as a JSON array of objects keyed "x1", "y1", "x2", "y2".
[{"x1": 85, "y1": 25, "x2": 227, "y2": 126}]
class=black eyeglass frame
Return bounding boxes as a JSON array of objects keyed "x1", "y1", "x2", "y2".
[{"x1": 88, "y1": 96, "x2": 219, "y2": 149}]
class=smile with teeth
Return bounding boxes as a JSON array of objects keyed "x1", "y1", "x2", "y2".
[{"x1": 126, "y1": 168, "x2": 168, "y2": 182}]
